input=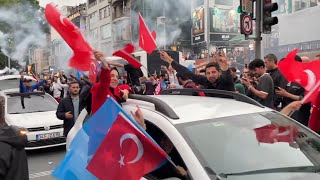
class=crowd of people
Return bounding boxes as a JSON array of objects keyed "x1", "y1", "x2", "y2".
[
  {"x1": 17, "y1": 49, "x2": 316, "y2": 133},
  {"x1": 12, "y1": 49, "x2": 319, "y2": 179}
]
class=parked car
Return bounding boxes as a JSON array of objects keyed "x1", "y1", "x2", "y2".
[
  {"x1": 1, "y1": 90, "x2": 65, "y2": 150},
  {"x1": 67, "y1": 89, "x2": 320, "y2": 180}
]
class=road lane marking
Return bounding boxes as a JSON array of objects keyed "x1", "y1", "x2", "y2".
[{"x1": 29, "y1": 170, "x2": 53, "y2": 179}]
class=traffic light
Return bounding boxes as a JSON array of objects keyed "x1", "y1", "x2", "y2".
[{"x1": 262, "y1": 1, "x2": 278, "y2": 34}]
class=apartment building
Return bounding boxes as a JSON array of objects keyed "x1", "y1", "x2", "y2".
[{"x1": 87, "y1": 0, "x2": 113, "y2": 56}]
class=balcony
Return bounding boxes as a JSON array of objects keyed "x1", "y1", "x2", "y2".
[
  {"x1": 112, "y1": 11, "x2": 130, "y2": 21},
  {"x1": 88, "y1": 1, "x2": 97, "y2": 8}
]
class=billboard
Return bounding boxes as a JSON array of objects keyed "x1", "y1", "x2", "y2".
[
  {"x1": 210, "y1": 7, "x2": 238, "y2": 33},
  {"x1": 192, "y1": 6, "x2": 205, "y2": 36}
]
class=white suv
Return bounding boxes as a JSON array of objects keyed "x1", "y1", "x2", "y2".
[{"x1": 68, "y1": 89, "x2": 320, "y2": 180}]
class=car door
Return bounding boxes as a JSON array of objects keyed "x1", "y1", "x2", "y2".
[{"x1": 123, "y1": 104, "x2": 209, "y2": 180}]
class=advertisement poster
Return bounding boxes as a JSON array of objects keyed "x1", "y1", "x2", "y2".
[
  {"x1": 210, "y1": 7, "x2": 238, "y2": 33},
  {"x1": 192, "y1": 6, "x2": 204, "y2": 36}
]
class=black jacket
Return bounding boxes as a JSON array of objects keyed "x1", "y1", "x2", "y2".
[
  {"x1": 0, "y1": 126, "x2": 28, "y2": 180},
  {"x1": 171, "y1": 61, "x2": 235, "y2": 91},
  {"x1": 267, "y1": 68, "x2": 288, "y2": 88},
  {"x1": 124, "y1": 64, "x2": 143, "y2": 87},
  {"x1": 56, "y1": 96, "x2": 87, "y2": 136},
  {"x1": 268, "y1": 68, "x2": 288, "y2": 108}
]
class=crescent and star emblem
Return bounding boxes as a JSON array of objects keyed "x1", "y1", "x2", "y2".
[
  {"x1": 304, "y1": 70, "x2": 316, "y2": 91},
  {"x1": 91, "y1": 61, "x2": 97, "y2": 75},
  {"x1": 118, "y1": 133, "x2": 144, "y2": 168},
  {"x1": 60, "y1": 15, "x2": 66, "y2": 26}
]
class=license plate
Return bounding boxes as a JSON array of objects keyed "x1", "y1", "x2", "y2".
[{"x1": 36, "y1": 132, "x2": 60, "y2": 141}]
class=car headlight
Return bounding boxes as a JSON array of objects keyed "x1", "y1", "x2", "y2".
[
  {"x1": 19, "y1": 127, "x2": 28, "y2": 135},
  {"x1": 10, "y1": 126, "x2": 29, "y2": 136}
]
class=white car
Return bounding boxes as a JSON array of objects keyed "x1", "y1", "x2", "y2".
[
  {"x1": 0, "y1": 74, "x2": 37, "y2": 91},
  {"x1": 1, "y1": 90, "x2": 65, "y2": 150},
  {"x1": 68, "y1": 89, "x2": 320, "y2": 180}
]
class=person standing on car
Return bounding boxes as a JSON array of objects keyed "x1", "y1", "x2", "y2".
[
  {"x1": 160, "y1": 51, "x2": 234, "y2": 91},
  {"x1": 242, "y1": 59, "x2": 274, "y2": 108},
  {"x1": 19, "y1": 72, "x2": 46, "y2": 93},
  {"x1": 56, "y1": 81, "x2": 87, "y2": 136}
]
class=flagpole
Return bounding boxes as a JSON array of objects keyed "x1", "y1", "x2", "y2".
[{"x1": 301, "y1": 80, "x2": 320, "y2": 104}]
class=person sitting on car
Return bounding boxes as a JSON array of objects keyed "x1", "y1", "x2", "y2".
[
  {"x1": 19, "y1": 72, "x2": 46, "y2": 93},
  {"x1": 90, "y1": 50, "x2": 132, "y2": 114},
  {"x1": 131, "y1": 108, "x2": 189, "y2": 180}
]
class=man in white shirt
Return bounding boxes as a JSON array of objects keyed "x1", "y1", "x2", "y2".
[{"x1": 51, "y1": 75, "x2": 63, "y2": 103}]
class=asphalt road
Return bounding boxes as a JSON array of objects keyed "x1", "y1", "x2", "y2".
[{"x1": 27, "y1": 145, "x2": 66, "y2": 180}]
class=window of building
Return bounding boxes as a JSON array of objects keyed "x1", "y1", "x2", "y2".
[
  {"x1": 99, "y1": 6, "x2": 111, "y2": 20},
  {"x1": 89, "y1": 11, "x2": 98, "y2": 26},
  {"x1": 101, "y1": 24, "x2": 111, "y2": 39},
  {"x1": 91, "y1": 28, "x2": 99, "y2": 40}
]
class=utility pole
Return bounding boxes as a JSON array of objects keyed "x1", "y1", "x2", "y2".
[
  {"x1": 255, "y1": 0, "x2": 262, "y2": 59},
  {"x1": 206, "y1": 0, "x2": 210, "y2": 62},
  {"x1": 8, "y1": 56, "x2": 10, "y2": 69}
]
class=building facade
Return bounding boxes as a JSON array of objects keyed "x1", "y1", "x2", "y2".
[
  {"x1": 87, "y1": 0, "x2": 113, "y2": 56},
  {"x1": 130, "y1": 0, "x2": 192, "y2": 54},
  {"x1": 191, "y1": 0, "x2": 240, "y2": 59},
  {"x1": 264, "y1": 0, "x2": 320, "y2": 59},
  {"x1": 48, "y1": 4, "x2": 88, "y2": 72},
  {"x1": 111, "y1": 0, "x2": 131, "y2": 51}
]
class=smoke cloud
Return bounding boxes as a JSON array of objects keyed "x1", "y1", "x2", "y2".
[
  {"x1": 0, "y1": 4, "x2": 47, "y2": 65},
  {"x1": 131, "y1": 0, "x2": 191, "y2": 49}
]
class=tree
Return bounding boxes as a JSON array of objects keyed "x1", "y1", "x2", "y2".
[{"x1": 0, "y1": 0, "x2": 48, "y2": 69}]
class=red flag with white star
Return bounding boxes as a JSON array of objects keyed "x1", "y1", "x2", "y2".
[
  {"x1": 45, "y1": 4, "x2": 92, "y2": 71},
  {"x1": 112, "y1": 44, "x2": 142, "y2": 68},
  {"x1": 86, "y1": 113, "x2": 167, "y2": 180},
  {"x1": 139, "y1": 13, "x2": 157, "y2": 54}
]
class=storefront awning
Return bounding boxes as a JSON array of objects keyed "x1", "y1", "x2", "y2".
[{"x1": 228, "y1": 34, "x2": 250, "y2": 46}]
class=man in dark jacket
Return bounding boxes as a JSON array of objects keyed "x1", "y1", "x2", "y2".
[
  {"x1": 264, "y1": 54, "x2": 288, "y2": 109},
  {"x1": 56, "y1": 81, "x2": 87, "y2": 136},
  {"x1": 0, "y1": 125, "x2": 29, "y2": 180},
  {"x1": 160, "y1": 51, "x2": 234, "y2": 91}
]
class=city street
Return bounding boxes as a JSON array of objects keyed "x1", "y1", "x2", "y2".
[{"x1": 27, "y1": 146, "x2": 65, "y2": 180}]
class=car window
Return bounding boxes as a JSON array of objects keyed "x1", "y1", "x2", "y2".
[
  {"x1": 0, "y1": 79, "x2": 36, "y2": 91},
  {"x1": 144, "y1": 120, "x2": 189, "y2": 180},
  {"x1": 7, "y1": 94, "x2": 58, "y2": 114},
  {"x1": 177, "y1": 111, "x2": 320, "y2": 179}
]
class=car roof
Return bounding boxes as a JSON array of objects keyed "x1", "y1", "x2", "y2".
[
  {"x1": 126, "y1": 89, "x2": 272, "y2": 125},
  {"x1": 152, "y1": 95, "x2": 271, "y2": 124},
  {"x1": 0, "y1": 75, "x2": 36, "y2": 81}
]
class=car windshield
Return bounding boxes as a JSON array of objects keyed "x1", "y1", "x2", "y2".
[
  {"x1": 7, "y1": 94, "x2": 57, "y2": 114},
  {"x1": 0, "y1": 79, "x2": 36, "y2": 91},
  {"x1": 177, "y1": 111, "x2": 320, "y2": 179}
]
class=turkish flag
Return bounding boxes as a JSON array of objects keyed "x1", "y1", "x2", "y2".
[
  {"x1": 309, "y1": 93, "x2": 320, "y2": 133},
  {"x1": 254, "y1": 124, "x2": 298, "y2": 144},
  {"x1": 89, "y1": 58, "x2": 99, "y2": 83},
  {"x1": 278, "y1": 49, "x2": 320, "y2": 103},
  {"x1": 112, "y1": 44, "x2": 142, "y2": 68},
  {"x1": 139, "y1": 13, "x2": 157, "y2": 54},
  {"x1": 87, "y1": 113, "x2": 167, "y2": 180},
  {"x1": 154, "y1": 82, "x2": 162, "y2": 95},
  {"x1": 45, "y1": 4, "x2": 92, "y2": 71}
]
